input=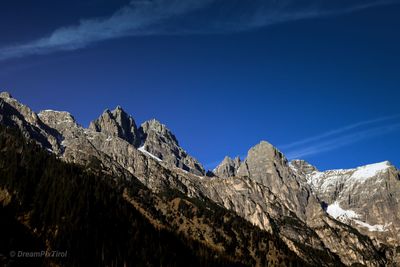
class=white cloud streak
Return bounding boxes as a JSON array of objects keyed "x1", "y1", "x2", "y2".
[
  {"x1": 0, "y1": 0, "x2": 213, "y2": 61},
  {"x1": 285, "y1": 119, "x2": 400, "y2": 159},
  {"x1": 0, "y1": 0, "x2": 398, "y2": 61},
  {"x1": 281, "y1": 114, "x2": 400, "y2": 150}
]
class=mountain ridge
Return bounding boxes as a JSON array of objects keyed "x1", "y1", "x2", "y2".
[{"x1": 1, "y1": 91, "x2": 399, "y2": 266}]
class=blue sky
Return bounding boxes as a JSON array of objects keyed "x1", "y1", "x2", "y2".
[{"x1": 1, "y1": 0, "x2": 400, "y2": 171}]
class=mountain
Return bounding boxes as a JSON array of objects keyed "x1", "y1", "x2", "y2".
[
  {"x1": 0, "y1": 125, "x2": 306, "y2": 267},
  {"x1": 89, "y1": 106, "x2": 141, "y2": 147},
  {"x1": 213, "y1": 156, "x2": 241, "y2": 178},
  {"x1": 138, "y1": 119, "x2": 205, "y2": 176},
  {"x1": 0, "y1": 91, "x2": 399, "y2": 266},
  {"x1": 88, "y1": 107, "x2": 205, "y2": 176},
  {"x1": 290, "y1": 160, "x2": 400, "y2": 249}
]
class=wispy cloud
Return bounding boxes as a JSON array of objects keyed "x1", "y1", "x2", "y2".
[
  {"x1": 281, "y1": 114, "x2": 400, "y2": 150},
  {"x1": 284, "y1": 116, "x2": 400, "y2": 159},
  {"x1": 0, "y1": 0, "x2": 398, "y2": 61},
  {"x1": 0, "y1": 0, "x2": 213, "y2": 61}
]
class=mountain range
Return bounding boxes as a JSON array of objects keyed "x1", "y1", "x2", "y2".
[{"x1": 0, "y1": 91, "x2": 399, "y2": 266}]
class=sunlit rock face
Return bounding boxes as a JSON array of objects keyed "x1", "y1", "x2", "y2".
[
  {"x1": 89, "y1": 106, "x2": 140, "y2": 147},
  {"x1": 139, "y1": 119, "x2": 205, "y2": 176},
  {"x1": 291, "y1": 160, "x2": 400, "y2": 251},
  {"x1": 213, "y1": 156, "x2": 241, "y2": 178}
]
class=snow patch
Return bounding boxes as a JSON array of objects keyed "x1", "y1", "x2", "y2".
[
  {"x1": 327, "y1": 202, "x2": 391, "y2": 232},
  {"x1": 326, "y1": 202, "x2": 359, "y2": 220},
  {"x1": 354, "y1": 220, "x2": 391, "y2": 232},
  {"x1": 57, "y1": 119, "x2": 74, "y2": 124},
  {"x1": 351, "y1": 161, "x2": 390, "y2": 182},
  {"x1": 40, "y1": 109, "x2": 71, "y2": 115},
  {"x1": 41, "y1": 109, "x2": 61, "y2": 113},
  {"x1": 306, "y1": 161, "x2": 392, "y2": 193},
  {"x1": 138, "y1": 146, "x2": 162, "y2": 162}
]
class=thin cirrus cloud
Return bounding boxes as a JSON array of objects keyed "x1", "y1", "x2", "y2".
[
  {"x1": 0, "y1": 0, "x2": 399, "y2": 61},
  {"x1": 280, "y1": 114, "x2": 400, "y2": 150},
  {"x1": 284, "y1": 115, "x2": 400, "y2": 159}
]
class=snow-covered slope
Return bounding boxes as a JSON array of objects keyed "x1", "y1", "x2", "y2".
[
  {"x1": 293, "y1": 160, "x2": 400, "y2": 247},
  {"x1": 306, "y1": 161, "x2": 391, "y2": 193},
  {"x1": 326, "y1": 202, "x2": 391, "y2": 232}
]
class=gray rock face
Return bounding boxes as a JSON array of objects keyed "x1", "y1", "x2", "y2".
[
  {"x1": 139, "y1": 119, "x2": 205, "y2": 176},
  {"x1": 1, "y1": 91, "x2": 399, "y2": 266},
  {"x1": 235, "y1": 141, "x2": 311, "y2": 220},
  {"x1": 213, "y1": 156, "x2": 241, "y2": 178},
  {"x1": 201, "y1": 141, "x2": 386, "y2": 266},
  {"x1": 89, "y1": 106, "x2": 140, "y2": 147},
  {"x1": 291, "y1": 160, "x2": 400, "y2": 259},
  {"x1": 38, "y1": 110, "x2": 80, "y2": 138},
  {"x1": 290, "y1": 159, "x2": 318, "y2": 176},
  {"x1": 0, "y1": 93, "x2": 62, "y2": 154},
  {"x1": 88, "y1": 109, "x2": 205, "y2": 176}
]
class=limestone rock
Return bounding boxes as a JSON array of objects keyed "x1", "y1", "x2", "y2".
[
  {"x1": 89, "y1": 106, "x2": 140, "y2": 147},
  {"x1": 139, "y1": 119, "x2": 205, "y2": 176},
  {"x1": 213, "y1": 156, "x2": 241, "y2": 178},
  {"x1": 290, "y1": 159, "x2": 318, "y2": 176},
  {"x1": 0, "y1": 92, "x2": 62, "y2": 154},
  {"x1": 292, "y1": 160, "x2": 400, "y2": 256}
]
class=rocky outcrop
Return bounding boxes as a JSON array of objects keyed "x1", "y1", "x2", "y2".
[
  {"x1": 89, "y1": 106, "x2": 140, "y2": 147},
  {"x1": 213, "y1": 156, "x2": 241, "y2": 178},
  {"x1": 0, "y1": 92, "x2": 62, "y2": 154},
  {"x1": 291, "y1": 160, "x2": 400, "y2": 264},
  {"x1": 235, "y1": 141, "x2": 311, "y2": 220},
  {"x1": 203, "y1": 141, "x2": 386, "y2": 266},
  {"x1": 290, "y1": 159, "x2": 318, "y2": 176},
  {"x1": 139, "y1": 119, "x2": 205, "y2": 176},
  {"x1": 88, "y1": 108, "x2": 205, "y2": 176}
]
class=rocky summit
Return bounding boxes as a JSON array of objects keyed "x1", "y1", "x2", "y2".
[
  {"x1": 213, "y1": 156, "x2": 241, "y2": 178},
  {"x1": 1, "y1": 91, "x2": 399, "y2": 266},
  {"x1": 89, "y1": 106, "x2": 141, "y2": 147}
]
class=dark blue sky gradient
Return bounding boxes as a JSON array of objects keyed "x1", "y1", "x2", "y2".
[{"x1": 1, "y1": 1, "x2": 399, "y2": 170}]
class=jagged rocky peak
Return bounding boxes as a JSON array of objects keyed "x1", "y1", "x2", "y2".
[
  {"x1": 38, "y1": 110, "x2": 77, "y2": 126},
  {"x1": 89, "y1": 106, "x2": 140, "y2": 146},
  {"x1": 289, "y1": 159, "x2": 318, "y2": 176},
  {"x1": 0, "y1": 92, "x2": 62, "y2": 153},
  {"x1": 213, "y1": 156, "x2": 241, "y2": 178},
  {"x1": 236, "y1": 141, "x2": 313, "y2": 217},
  {"x1": 237, "y1": 140, "x2": 287, "y2": 180},
  {"x1": 0, "y1": 91, "x2": 12, "y2": 98},
  {"x1": 0, "y1": 91, "x2": 40, "y2": 125},
  {"x1": 38, "y1": 110, "x2": 82, "y2": 140},
  {"x1": 140, "y1": 119, "x2": 179, "y2": 145},
  {"x1": 139, "y1": 119, "x2": 205, "y2": 176}
]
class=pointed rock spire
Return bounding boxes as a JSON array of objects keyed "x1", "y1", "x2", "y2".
[
  {"x1": 213, "y1": 156, "x2": 241, "y2": 178},
  {"x1": 289, "y1": 159, "x2": 318, "y2": 176},
  {"x1": 0, "y1": 92, "x2": 62, "y2": 153},
  {"x1": 139, "y1": 119, "x2": 179, "y2": 146},
  {"x1": 139, "y1": 119, "x2": 205, "y2": 176},
  {"x1": 89, "y1": 106, "x2": 140, "y2": 146},
  {"x1": 236, "y1": 140, "x2": 288, "y2": 183},
  {"x1": 0, "y1": 92, "x2": 12, "y2": 98}
]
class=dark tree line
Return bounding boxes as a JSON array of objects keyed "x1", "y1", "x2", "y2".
[{"x1": 0, "y1": 126, "x2": 245, "y2": 267}]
